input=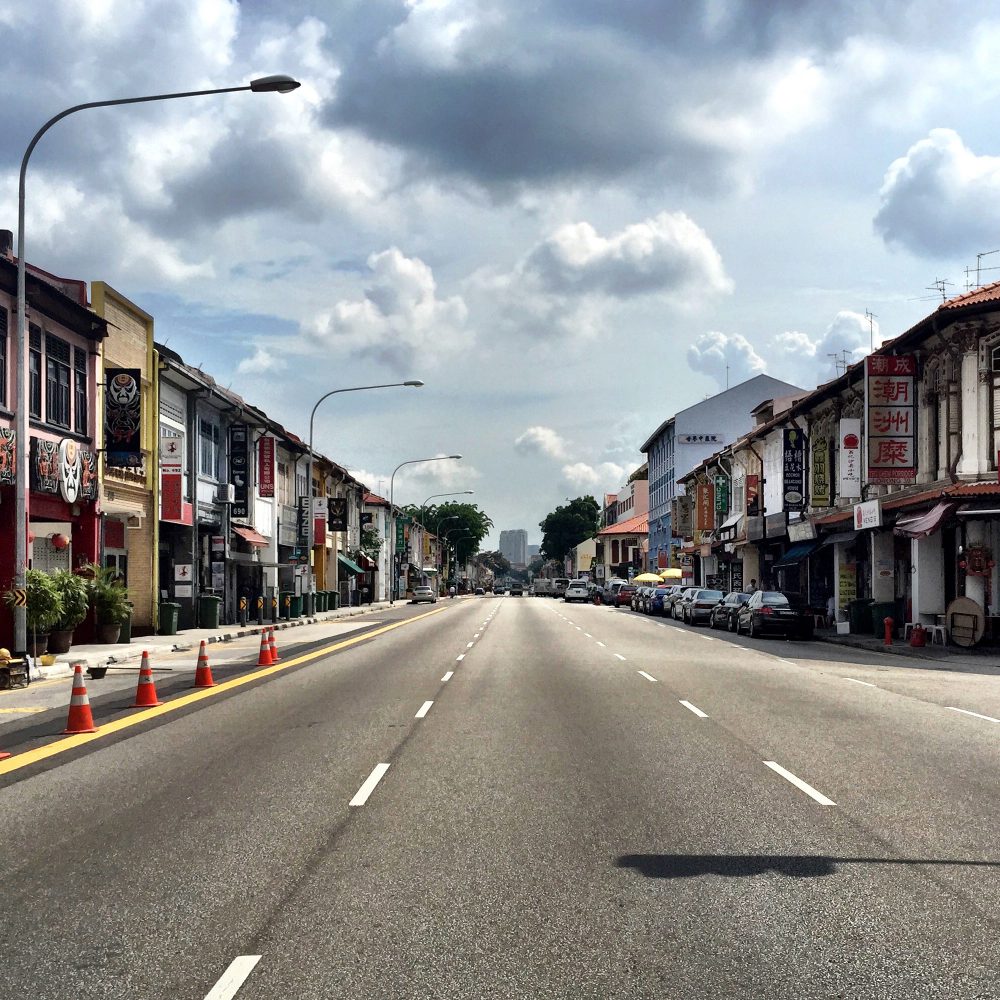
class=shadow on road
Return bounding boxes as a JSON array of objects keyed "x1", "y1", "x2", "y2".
[{"x1": 615, "y1": 853, "x2": 1000, "y2": 879}]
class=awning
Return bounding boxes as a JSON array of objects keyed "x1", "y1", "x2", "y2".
[
  {"x1": 356, "y1": 553, "x2": 377, "y2": 570},
  {"x1": 422, "y1": 566, "x2": 439, "y2": 574},
  {"x1": 338, "y1": 553, "x2": 364, "y2": 574},
  {"x1": 233, "y1": 525, "x2": 269, "y2": 547},
  {"x1": 819, "y1": 530, "x2": 858, "y2": 548},
  {"x1": 715, "y1": 511, "x2": 743, "y2": 535},
  {"x1": 772, "y1": 540, "x2": 820, "y2": 570},
  {"x1": 894, "y1": 501, "x2": 959, "y2": 539}
]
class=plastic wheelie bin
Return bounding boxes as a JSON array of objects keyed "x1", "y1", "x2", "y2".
[
  {"x1": 846, "y1": 598, "x2": 874, "y2": 634},
  {"x1": 198, "y1": 594, "x2": 222, "y2": 630},
  {"x1": 117, "y1": 602, "x2": 134, "y2": 644},
  {"x1": 289, "y1": 593, "x2": 303, "y2": 618},
  {"x1": 159, "y1": 602, "x2": 180, "y2": 636}
]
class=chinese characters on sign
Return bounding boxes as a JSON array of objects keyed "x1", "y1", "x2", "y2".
[
  {"x1": 696, "y1": 482, "x2": 715, "y2": 531},
  {"x1": 838, "y1": 418, "x2": 861, "y2": 498},
  {"x1": 672, "y1": 495, "x2": 693, "y2": 537},
  {"x1": 160, "y1": 430, "x2": 183, "y2": 522},
  {"x1": 866, "y1": 355, "x2": 917, "y2": 485},
  {"x1": 810, "y1": 437, "x2": 830, "y2": 507},
  {"x1": 782, "y1": 428, "x2": 806, "y2": 512},
  {"x1": 854, "y1": 499, "x2": 882, "y2": 530},
  {"x1": 257, "y1": 436, "x2": 275, "y2": 498},
  {"x1": 678, "y1": 433, "x2": 722, "y2": 444}
]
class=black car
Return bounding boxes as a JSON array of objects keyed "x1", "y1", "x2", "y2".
[
  {"x1": 736, "y1": 590, "x2": 814, "y2": 639},
  {"x1": 647, "y1": 586, "x2": 671, "y2": 615},
  {"x1": 510, "y1": 583, "x2": 524, "y2": 596},
  {"x1": 710, "y1": 591, "x2": 752, "y2": 631}
]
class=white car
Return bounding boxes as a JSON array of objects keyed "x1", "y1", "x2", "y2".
[
  {"x1": 411, "y1": 585, "x2": 437, "y2": 604},
  {"x1": 563, "y1": 580, "x2": 590, "y2": 603}
]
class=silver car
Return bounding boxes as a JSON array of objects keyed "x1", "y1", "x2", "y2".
[
  {"x1": 564, "y1": 580, "x2": 590, "y2": 603},
  {"x1": 411, "y1": 585, "x2": 438, "y2": 604}
]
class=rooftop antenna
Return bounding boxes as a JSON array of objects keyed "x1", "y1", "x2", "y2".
[
  {"x1": 927, "y1": 278, "x2": 952, "y2": 304},
  {"x1": 725, "y1": 363, "x2": 730, "y2": 390},
  {"x1": 827, "y1": 350, "x2": 851, "y2": 377},
  {"x1": 978, "y1": 250, "x2": 1000, "y2": 287},
  {"x1": 864, "y1": 309, "x2": 877, "y2": 352}
]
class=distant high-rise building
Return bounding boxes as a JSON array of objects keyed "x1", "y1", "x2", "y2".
[
  {"x1": 527, "y1": 544, "x2": 540, "y2": 562},
  {"x1": 500, "y1": 529, "x2": 528, "y2": 567}
]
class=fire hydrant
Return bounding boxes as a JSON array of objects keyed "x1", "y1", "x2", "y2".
[
  {"x1": 910, "y1": 623, "x2": 927, "y2": 647},
  {"x1": 883, "y1": 616, "x2": 894, "y2": 646}
]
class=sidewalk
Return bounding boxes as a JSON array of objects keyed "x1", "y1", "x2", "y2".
[
  {"x1": 814, "y1": 626, "x2": 1000, "y2": 671},
  {"x1": 32, "y1": 601, "x2": 393, "y2": 680}
]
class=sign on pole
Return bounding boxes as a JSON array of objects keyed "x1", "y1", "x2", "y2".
[
  {"x1": 838, "y1": 418, "x2": 862, "y2": 498},
  {"x1": 782, "y1": 428, "x2": 806, "y2": 512},
  {"x1": 866, "y1": 355, "x2": 917, "y2": 485}
]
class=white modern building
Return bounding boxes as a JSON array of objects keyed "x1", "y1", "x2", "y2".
[{"x1": 500, "y1": 528, "x2": 528, "y2": 567}]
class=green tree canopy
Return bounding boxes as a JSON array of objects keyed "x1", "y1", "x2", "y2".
[
  {"x1": 403, "y1": 501, "x2": 493, "y2": 566},
  {"x1": 539, "y1": 496, "x2": 600, "y2": 563}
]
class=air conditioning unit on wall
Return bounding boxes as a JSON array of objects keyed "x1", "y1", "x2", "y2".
[{"x1": 217, "y1": 484, "x2": 236, "y2": 504}]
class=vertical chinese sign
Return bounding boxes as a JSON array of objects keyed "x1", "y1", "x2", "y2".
[
  {"x1": 257, "y1": 436, "x2": 275, "y2": 498},
  {"x1": 695, "y1": 482, "x2": 715, "y2": 532},
  {"x1": 838, "y1": 419, "x2": 861, "y2": 498},
  {"x1": 782, "y1": 428, "x2": 806, "y2": 512},
  {"x1": 866, "y1": 355, "x2": 917, "y2": 484},
  {"x1": 228, "y1": 423, "x2": 250, "y2": 518},
  {"x1": 160, "y1": 431, "x2": 183, "y2": 521},
  {"x1": 810, "y1": 437, "x2": 830, "y2": 507}
]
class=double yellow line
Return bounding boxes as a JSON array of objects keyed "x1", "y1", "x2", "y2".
[{"x1": 0, "y1": 605, "x2": 450, "y2": 777}]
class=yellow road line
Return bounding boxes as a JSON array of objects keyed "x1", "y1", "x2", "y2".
[
  {"x1": 0, "y1": 605, "x2": 451, "y2": 777},
  {"x1": 0, "y1": 707, "x2": 46, "y2": 715},
  {"x1": 0, "y1": 678, "x2": 62, "y2": 696}
]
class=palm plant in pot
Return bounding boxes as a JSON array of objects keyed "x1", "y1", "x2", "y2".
[
  {"x1": 48, "y1": 570, "x2": 91, "y2": 654},
  {"x1": 85, "y1": 563, "x2": 131, "y2": 644},
  {"x1": 4, "y1": 569, "x2": 63, "y2": 657}
]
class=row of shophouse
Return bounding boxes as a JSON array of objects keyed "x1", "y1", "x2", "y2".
[{"x1": 0, "y1": 235, "x2": 463, "y2": 645}]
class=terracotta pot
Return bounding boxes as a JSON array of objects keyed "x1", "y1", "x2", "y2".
[
  {"x1": 95, "y1": 624, "x2": 121, "y2": 644},
  {"x1": 27, "y1": 634, "x2": 49, "y2": 658},
  {"x1": 48, "y1": 629, "x2": 74, "y2": 654}
]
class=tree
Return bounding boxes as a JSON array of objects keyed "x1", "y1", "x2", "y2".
[
  {"x1": 474, "y1": 550, "x2": 511, "y2": 578},
  {"x1": 539, "y1": 496, "x2": 601, "y2": 563},
  {"x1": 402, "y1": 501, "x2": 493, "y2": 567}
]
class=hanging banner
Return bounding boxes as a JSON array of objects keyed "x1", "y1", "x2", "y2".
[
  {"x1": 328, "y1": 497, "x2": 348, "y2": 532},
  {"x1": 714, "y1": 475, "x2": 729, "y2": 515},
  {"x1": 866, "y1": 355, "x2": 917, "y2": 484},
  {"x1": 672, "y1": 494, "x2": 693, "y2": 537},
  {"x1": 746, "y1": 474, "x2": 761, "y2": 516},
  {"x1": 257, "y1": 436, "x2": 275, "y2": 498},
  {"x1": 79, "y1": 448, "x2": 98, "y2": 501},
  {"x1": 782, "y1": 428, "x2": 806, "y2": 512},
  {"x1": 297, "y1": 496, "x2": 310, "y2": 545},
  {"x1": 696, "y1": 482, "x2": 715, "y2": 531},
  {"x1": 228, "y1": 423, "x2": 250, "y2": 519},
  {"x1": 314, "y1": 497, "x2": 328, "y2": 546},
  {"x1": 810, "y1": 437, "x2": 831, "y2": 507},
  {"x1": 838, "y1": 418, "x2": 862, "y2": 499},
  {"x1": 104, "y1": 368, "x2": 143, "y2": 468},
  {"x1": 0, "y1": 428, "x2": 14, "y2": 485},
  {"x1": 30, "y1": 437, "x2": 59, "y2": 495}
]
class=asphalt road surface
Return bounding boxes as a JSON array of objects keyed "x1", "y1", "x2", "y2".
[{"x1": 1, "y1": 595, "x2": 998, "y2": 999}]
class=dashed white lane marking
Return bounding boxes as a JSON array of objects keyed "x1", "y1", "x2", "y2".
[
  {"x1": 596, "y1": 641, "x2": 606, "y2": 648},
  {"x1": 614, "y1": 653, "x2": 627, "y2": 661},
  {"x1": 466, "y1": 642, "x2": 475, "y2": 648},
  {"x1": 584, "y1": 632, "x2": 592, "y2": 637},
  {"x1": 656, "y1": 623, "x2": 666, "y2": 628},
  {"x1": 456, "y1": 654, "x2": 465, "y2": 661},
  {"x1": 474, "y1": 632, "x2": 481, "y2": 638},
  {"x1": 204, "y1": 955, "x2": 262, "y2": 1000},
  {"x1": 844, "y1": 678, "x2": 877, "y2": 688},
  {"x1": 679, "y1": 700, "x2": 708, "y2": 717},
  {"x1": 350, "y1": 763, "x2": 391, "y2": 807},
  {"x1": 442, "y1": 671, "x2": 454, "y2": 682},
  {"x1": 415, "y1": 700, "x2": 434, "y2": 719},
  {"x1": 763, "y1": 761, "x2": 836, "y2": 806},
  {"x1": 637, "y1": 670, "x2": 658, "y2": 683},
  {"x1": 575, "y1": 626, "x2": 582, "y2": 630},
  {"x1": 947, "y1": 706, "x2": 1000, "y2": 724}
]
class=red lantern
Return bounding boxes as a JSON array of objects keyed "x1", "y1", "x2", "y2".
[{"x1": 49, "y1": 533, "x2": 69, "y2": 550}]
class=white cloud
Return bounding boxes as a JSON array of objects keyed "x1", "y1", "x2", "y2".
[
  {"x1": 770, "y1": 310, "x2": 877, "y2": 385},
  {"x1": 514, "y1": 426, "x2": 570, "y2": 460},
  {"x1": 561, "y1": 461, "x2": 626, "y2": 491},
  {"x1": 237, "y1": 346, "x2": 286, "y2": 376},
  {"x1": 686, "y1": 331, "x2": 767, "y2": 389},
  {"x1": 349, "y1": 457, "x2": 481, "y2": 503}
]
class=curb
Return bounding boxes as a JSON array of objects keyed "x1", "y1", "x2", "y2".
[{"x1": 813, "y1": 632, "x2": 997, "y2": 668}]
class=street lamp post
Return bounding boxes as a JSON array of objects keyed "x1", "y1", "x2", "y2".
[
  {"x1": 445, "y1": 526, "x2": 471, "y2": 587},
  {"x1": 418, "y1": 491, "x2": 475, "y2": 525},
  {"x1": 12, "y1": 75, "x2": 301, "y2": 656},
  {"x1": 388, "y1": 455, "x2": 462, "y2": 605},
  {"x1": 307, "y1": 382, "x2": 423, "y2": 600}
]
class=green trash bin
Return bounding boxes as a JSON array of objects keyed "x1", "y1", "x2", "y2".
[
  {"x1": 159, "y1": 602, "x2": 180, "y2": 636},
  {"x1": 846, "y1": 598, "x2": 874, "y2": 634},
  {"x1": 117, "y1": 602, "x2": 134, "y2": 644},
  {"x1": 199, "y1": 594, "x2": 222, "y2": 630},
  {"x1": 328, "y1": 591, "x2": 339, "y2": 611},
  {"x1": 304, "y1": 592, "x2": 316, "y2": 616},
  {"x1": 316, "y1": 592, "x2": 327, "y2": 613},
  {"x1": 870, "y1": 601, "x2": 896, "y2": 637},
  {"x1": 290, "y1": 594, "x2": 303, "y2": 618},
  {"x1": 280, "y1": 591, "x2": 294, "y2": 620}
]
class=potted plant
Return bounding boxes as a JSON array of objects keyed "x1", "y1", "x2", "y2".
[
  {"x1": 85, "y1": 563, "x2": 131, "y2": 644},
  {"x1": 4, "y1": 568, "x2": 63, "y2": 657},
  {"x1": 47, "y1": 570, "x2": 90, "y2": 654}
]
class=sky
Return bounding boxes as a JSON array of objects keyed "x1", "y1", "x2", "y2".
[{"x1": 5, "y1": 0, "x2": 1000, "y2": 546}]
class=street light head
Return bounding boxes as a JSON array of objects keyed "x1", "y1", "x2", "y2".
[
  {"x1": 463, "y1": 490, "x2": 474, "y2": 494},
  {"x1": 404, "y1": 380, "x2": 425, "y2": 387},
  {"x1": 449, "y1": 454, "x2": 462, "y2": 460},
  {"x1": 250, "y1": 74, "x2": 301, "y2": 93}
]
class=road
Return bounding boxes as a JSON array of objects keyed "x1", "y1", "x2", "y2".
[{"x1": 1, "y1": 595, "x2": 998, "y2": 999}]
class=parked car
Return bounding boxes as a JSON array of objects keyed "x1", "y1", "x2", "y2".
[
  {"x1": 710, "y1": 592, "x2": 752, "y2": 631},
  {"x1": 614, "y1": 583, "x2": 638, "y2": 607},
  {"x1": 672, "y1": 587, "x2": 698, "y2": 619},
  {"x1": 411, "y1": 585, "x2": 438, "y2": 604},
  {"x1": 564, "y1": 580, "x2": 590, "y2": 603},
  {"x1": 474, "y1": 587, "x2": 485, "y2": 595},
  {"x1": 647, "y1": 586, "x2": 671, "y2": 615},
  {"x1": 494, "y1": 585, "x2": 506, "y2": 595},
  {"x1": 631, "y1": 586, "x2": 649, "y2": 612},
  {"x1": 736, "y1": 590, "x2": 814, "y2": 639},
  {"x1": 682, "y1": 588, "x2": 725, "y2": 624},
  {"x1": 662, "y1": 585, "x2": 687, "y2": 616},
  {"x1": 639, "y1": 586, "x2": 657, "y2": 612}
]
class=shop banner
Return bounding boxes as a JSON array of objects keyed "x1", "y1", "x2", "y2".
[
  {"x1": 30, "y1": 437, "x2": 59, "y2": 495},
  {"x1": 0, "y1": 428, "x2": 15, "y2": 485},
  {"x1": 696, "y1": 482, "x2": 715, "y2": 531},
  {"x1": 714, "y1": 475, "x2": 729, "y2": 514},
  {"x1": 838, "y1": 418, "x2": 862, "y2": 498},
  {"x1": 257, "y1": 436, "x2": 275, "y2": 497},
  {"x1": 746, "y1": 474, "x2": 761, "y2": 516},
  {"x1": 854, "y1": 498, "x2": 882, "y2": 530},
  {"x1": 104, "y1": 368, "x2": 143, "y2": 468},
  {"x1": 782, "y1": 428, "x2": 806, "y2": 512},
  {"x1": 228, "y1": 423, "x2": 250, "y2": 519},
  {"x1": 313, "y1": 497, "x2": 328, "y2": 546},
  {"x1": 672, "y1": 494, "x2": 693, "y2": 538},
  {"x1": 866, "y1": 355, "x2": 917, "y2": 484},
  {"x1": 328, "y1": 497, "x2": 348, "y2": 532},
  {"x1": 297, "y1": 496, "x2": 310, "y2": 546},
  {"x1": 162, "y1": 472, "x2": 183, "y2": 521},
  {"x1": 811, "y1": 437, "x2": 831, "y2": 507},
  {"x1": 79, "y1": 449, "x2": 98, "y2": 501},
  {"x1": 160, "y1": 431, "x2": 183, "y2": 472}
]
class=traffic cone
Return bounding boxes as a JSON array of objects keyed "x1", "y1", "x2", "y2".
[
  {"x1": 257, "y1": 629, "x2": 273, "y2": 666},
  {"x1": 268, "y1": 627, "x2": 281, "y2": 664},
  {"x1": 193, "y1": 640, "x2": 215, "y2": 688},
  {"x1": 64, "y1": 663, "x2": 98, "y2": 734},
  {"x1": 132, "y1": 651, "x2": 161, "y2": 708}
]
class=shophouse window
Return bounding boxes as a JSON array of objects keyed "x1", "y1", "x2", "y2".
[
  {"x1": 277, "y1": 461, "x2": 289, "y2": 505},
  {"x1": 29, "y1": 324, "x2": 41, "y2": 418},
  {"x1": 0, "y1": 307, "x2": 7, "y2": 408},
  {"x1": 295, "y1": 468, "x2": 308, "y2": 501},
  {"x1": 73, "y1": 347, "x2": 87, "y2": 434},
  {"x1": 199, "y1": 418, "x2": 221, "y2": 479},
  {"x1": 45, "y1": 334, "x2": 71, "y2": 428}
]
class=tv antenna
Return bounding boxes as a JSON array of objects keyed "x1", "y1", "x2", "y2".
[
  {"x1": 977, "y1": 249, "x2": 1000, "y2": 288},
  {"x1": 864, "y1": 309, "x2": 877, "y2": 352},
  {"x1": 927, "y1": 278, "x2": 953, "y2": 304},
  {"x1": 827, "y1": 350, "x2": 852, "y2": 377}
]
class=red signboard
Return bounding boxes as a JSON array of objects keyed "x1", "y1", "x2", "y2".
[
  {"x1": 161, "y1": 473, "x2": 183, "y2": 522},
  {"x1": 866, "y1": 354, "x2": 917, "y2": 485},
  {"x1": 258, "y1": 436, "x2": 275, "y2": 497},
  {"x1": 746, "y1": 474, "x2": 760, "y2": 516},
  {"x1": 696, "y1": 482, "x2": 715, "y2": 531}
]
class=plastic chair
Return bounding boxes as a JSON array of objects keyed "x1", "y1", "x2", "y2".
[{"x1": 930, "y1": 624, "x2": 947, "y2": 645}]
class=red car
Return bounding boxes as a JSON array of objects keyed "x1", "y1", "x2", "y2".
[{"x1": 614, "y1": 584, "x2": 638, "y2": 607}]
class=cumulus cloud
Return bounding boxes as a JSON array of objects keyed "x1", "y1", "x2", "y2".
[
  {"x1": 874, "y1": 129, "x2": 1000, "y2": 258},
  {"x1": 770, "y1": 310, "x2": 878, "y2": 386},
  {"x1": 514, "y1": 426, "x2": 570, "y2": 460},
  {"x1": 561, "y1": 461, "x2": 627, "y2": 491},
  {"x1": 687, "y1": 331, "x2": 767, "y2": 389},
  {"x1": 348, "y1": 457, "x2": 481, "y2": 501},
  {"x1": 237, "y1": 346, "x2": 287, "y2": 376}
]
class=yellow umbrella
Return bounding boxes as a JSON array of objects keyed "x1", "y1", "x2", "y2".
[
  {"x1": 633, "y1": 572, "x2": 664, "y2": 583},
  {"x1": 658, "y1": 568, "x2": 682, "y2": 579}
]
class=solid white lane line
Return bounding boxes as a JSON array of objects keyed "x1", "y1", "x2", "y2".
[
  {"x1": 596, "y1": 641, "x2": 606, "y2": 647},
  {"x1": 466, "y1": 642, "x2": 475, "y2": 648},
  {"x1": 947, "y1": 706, "x2": 1000, "y2": 724},
  {"x1": 350, "y1": 763, "x2": 391, "y2": 806},
  {"x1": 614, "y1": 653, "x2": 627, "y2": 661},
  {"x1": 204, "y1": 956, "x2": 262, "y2": 1000},
  {"x1": 415, "y1": 700, "x2": 434, "y2": 718},
  {"x1": 638, "y1": 670, "x2": 658, "y2": 683},
  {"x1": 679, "y1": 700, "x2": 708, "y2": 717},
  {"x1": 441, "y1": 671, "x2": 454, "y2": 682},
  {"x1": 763, "y1": 761, "x2": 836, "y2": 806},
  {"x1": 456, "y1": 654, "x2": 465, "y2": 661},
  {"x1": 844, "y1": 678, "x2": 877, "y2": 688}
]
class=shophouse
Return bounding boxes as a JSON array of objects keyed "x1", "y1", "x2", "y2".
[{"x1": 363, "y1": 492, "x2": 391, "y2": 601}]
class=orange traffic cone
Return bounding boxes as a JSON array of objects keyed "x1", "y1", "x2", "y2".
[
  {"x1": 268, "y1": 627, "x2": 281, "y2": 664},
  {"x1": 193, "y1": 640, "x2": 215, "y2": 688},
  {"x1": 257, "y1": 629, "x2": 273, "y2": 666},
  {"x1": 64, "y1": 663, "x2": 99, "y2": 734},
  {"x1": 132, "y1": 651, "x2": 161, "y2": 707}
]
